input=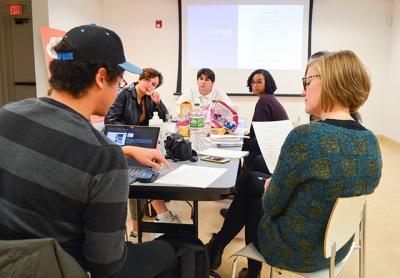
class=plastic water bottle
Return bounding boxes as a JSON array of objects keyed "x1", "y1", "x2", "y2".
[
  {"x1": 189, "y1": 103, "x2": 205, "y2": 151},
  {"x1": 149, "y1": 111, "x2": 165, "y2": 153}
]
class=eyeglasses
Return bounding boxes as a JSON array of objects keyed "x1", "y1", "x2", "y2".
[
  {"x1": 118, "y1": 78, "x2": 128, "y2": 88},
  {"x1": 251, "y1": 80, "x2": 264, "y2": 85},
  {"x1": 302, "y1": 75, "x2": 320, "y2": 91}
]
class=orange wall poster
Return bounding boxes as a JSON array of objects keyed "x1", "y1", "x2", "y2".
[{"x1": 40, "y1": 26, "x2": 66, "y2": 77}]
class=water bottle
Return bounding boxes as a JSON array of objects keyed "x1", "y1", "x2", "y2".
[
  {"x1": 149, "y1": 111, "x2": 165, "y2": 153},
  {"x1": 189, "y1": 103, "x2": 205, "y2": 151}
]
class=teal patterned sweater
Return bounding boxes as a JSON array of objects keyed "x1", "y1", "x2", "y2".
[{"x1": 257, "y1": 120, "x2": 382, "y2": 272}]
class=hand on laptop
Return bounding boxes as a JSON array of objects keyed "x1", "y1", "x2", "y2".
[{"x1": 122, "y1": 146, "x2": 172, "y2": 171}]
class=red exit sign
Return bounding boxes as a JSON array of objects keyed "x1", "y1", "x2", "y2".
[{"x1": 9, "y1": 4, "x2": 23, "y2": 16}]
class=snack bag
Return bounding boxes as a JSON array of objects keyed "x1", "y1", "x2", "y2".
[{"x1": 205, "y1": 100, "x2": 238, "y2": 132}]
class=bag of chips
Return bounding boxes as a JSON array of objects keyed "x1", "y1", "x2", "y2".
[{"x1": 203, "y1": 100, "x2": 238, "y2": 133}]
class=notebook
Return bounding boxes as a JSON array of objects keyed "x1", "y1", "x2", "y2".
[{"x1": 103, "y1": 124, "x2": 160, "y2": 184}]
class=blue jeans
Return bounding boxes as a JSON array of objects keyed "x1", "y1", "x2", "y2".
[{"x1": 112, "y1": 240, "x2": 176, "y2": 278}]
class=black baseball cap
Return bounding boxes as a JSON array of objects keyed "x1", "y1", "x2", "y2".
[{"x1": 55, "y1": 24, "x2": 142, "y2": 74}]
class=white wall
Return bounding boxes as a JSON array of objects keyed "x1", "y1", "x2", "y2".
[
  {"x1": 100, "y1": 0, "x2": 180, "y2": 116},
  {"x1": 32, "y1": 0, "x2": 49, "y2": 98},
  {"x1": 48, "y1": 0, "x2": 101, "y2": 31},
  {"x1": 33, "y1": 0, "x2": 397, "y2": 139},
  {"x1": 387, "y1": 0, "x2": 400, "y2": 141},
  {"x1": 31, "y1": 0, "x2": 101, "y2": 97},
  {"x1": 312, "y1": 0, "x2": 391, "y2": 134}
]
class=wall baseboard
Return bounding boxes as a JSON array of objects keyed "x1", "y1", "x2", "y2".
[{"x1": 377, "y1": 135, "x2": 400, "y2": 151}]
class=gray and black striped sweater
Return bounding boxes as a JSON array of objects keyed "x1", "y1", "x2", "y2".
[{"x1": 0, "y1": 97, "x2": 129, "y2": 277}]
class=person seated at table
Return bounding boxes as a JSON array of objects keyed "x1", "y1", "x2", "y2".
[
  {"x1": 206, "y1": 50, "x2": 382, "y2": 278},
  {"x1": 0, "y1": 24, "x2": 177, "y2": 277},
  {"x1": 176, "y1": 68, "x2": 231, "y2": 112},
  {"x1": 105, "y1": 67, "x2": 168, "y2": 124},
  {"x1": 105, "y1": 68, "x2": 180, "y2": 235},
  {"x1": 241, "y1": 69, "x2": 289, "y2": 174},
  {"x1": 219, "y1": 69, "x2": 289, "y2": 219},
  {"x1": 307, "y1": 51, "x2": 364, "y2": 124}
]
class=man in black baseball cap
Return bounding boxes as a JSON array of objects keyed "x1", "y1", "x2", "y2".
[
  {"x1": 56, "y1": 24, "x2": 142, "y2": 74},
  {"x1": 0, "y1": 24, "x2": 176, "y2": 277}
]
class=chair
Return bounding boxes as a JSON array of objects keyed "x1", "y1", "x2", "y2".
[
  {"x1": 230, "y1": 195, "x2": 367, "y2": 278},
  {"x1": 0, "y1": 238, "x2": 88, "y2": 278}
]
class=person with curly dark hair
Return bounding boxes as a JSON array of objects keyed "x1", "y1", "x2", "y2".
[
  {"x1": 242, "y1": 69, "x2": 289, "y2": 174},
  {"x1": 0, "y1": 24, "x2": 176, "y2": 278}
]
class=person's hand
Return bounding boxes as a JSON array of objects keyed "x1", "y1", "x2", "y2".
[
  {"x1": 264, "y1": 178, "x2": 271, "y2": 191},
  {"x1": 149, "y1": 91, "x2": 161, "y2": 106},
  {"x1": 122, "y1": 146, "x2": 172, "y2": 171}
]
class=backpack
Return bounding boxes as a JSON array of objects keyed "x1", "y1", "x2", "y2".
[{"x1": 156, "y1": 234, "x2": 210, "y2": 278}]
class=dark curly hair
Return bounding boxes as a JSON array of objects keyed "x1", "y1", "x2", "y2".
[
  {"x1": 49, "y1": 40, "x2": 124, "y2": 98},
  {"x1": 246, "y1": 69, "x2": 277, "y2": 95}
]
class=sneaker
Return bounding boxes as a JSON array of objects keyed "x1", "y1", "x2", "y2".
[
  {"x1": 128, "y1": 231, "x2": 137, "y2": 242},
  {"x1": 154, "y1": 211, "x2": 181, "y2": 224},
  {"x1": 151, "y1": 211, "x2": 182, "y2": 239},
  {"x1": 206, "y1": 233, "x2": 224, "y2": 270}
]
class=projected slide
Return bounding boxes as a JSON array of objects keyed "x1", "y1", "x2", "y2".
[
  {"x1": 187, "y1": 5, "x2": 303, "y2": 70},
  {"x1": 181, "y1": 0, "x2": 311, "y2": 95}
]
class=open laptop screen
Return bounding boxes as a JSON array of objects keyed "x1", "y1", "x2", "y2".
[{"x1": 103, "y1": 125, "x2": 160, "y2": 149}]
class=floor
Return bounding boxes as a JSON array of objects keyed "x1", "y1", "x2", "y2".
[{"x1": 128, "y1": 137, "x2": 400, "y2": 278}]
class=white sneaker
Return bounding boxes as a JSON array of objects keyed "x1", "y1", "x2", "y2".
[
  {"x1": 155, "y1": 211, "x2": 181, "y2": 224},
  {"x1": 151, "y1": 211, "x2": 181, "y2": 239}
]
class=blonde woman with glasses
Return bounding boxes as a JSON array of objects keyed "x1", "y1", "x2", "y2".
[{"x1": 207, "y1": 51, "x2": 382, "y2": 277}]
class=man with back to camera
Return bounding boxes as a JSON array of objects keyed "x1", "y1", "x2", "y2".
[{"x1": 0, "y1": 24, "x2": 176, "y2": 277}]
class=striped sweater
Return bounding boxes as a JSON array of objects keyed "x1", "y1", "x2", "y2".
[{"x1": 0, "y1": 98, "x2": 129, "y2": 277}]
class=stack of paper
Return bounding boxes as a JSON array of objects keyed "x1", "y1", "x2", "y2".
[
  {"x1": 209, "y1": 134, "x2": 249, "y2": 145},
  {"x1": 199, "y1": 148, "x2": 249, "y2": 159}
]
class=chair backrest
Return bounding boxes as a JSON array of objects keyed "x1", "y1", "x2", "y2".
[
  {"x1": 324, "y1": 195, "x2": 366, "y2": 258},
  {"x1": 0, "y1": 238, "x2": 88, "y2": 278}
]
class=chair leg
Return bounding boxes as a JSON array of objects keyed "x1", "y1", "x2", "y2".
[
  {"x1": 329, "y1": 243, "x2": 337, "y2": 278},
  {"x1": 270, "y1": 266, "x2": 273, "y2": 278},
  {"x1": 231, "y1": 256, "x2": 239, "y2": 278},
  {"x1": 360, "y1": 202, "x2": 367, "y2": 278}
]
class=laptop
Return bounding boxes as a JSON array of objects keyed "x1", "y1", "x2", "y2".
[{"x1": 103, "y1": 124, "x2": 161, "y2": 184}]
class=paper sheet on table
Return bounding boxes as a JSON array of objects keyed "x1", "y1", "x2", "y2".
[
  {"x1": 154, "y1": 165, "x2": 227, "y2": 188},
  {"x1": 199, "y1": 148, "x2": 249, "y2": 159},
  {"x1": 252, "y1": 120, "x2": 293, "y2": 173}
]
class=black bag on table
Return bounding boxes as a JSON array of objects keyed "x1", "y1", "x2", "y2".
[
  {"x1": 156, "y1": 234, "x2": 210, "y2": 278},
  {"x1": 164, "y1": 133, "x2": 198, "y2": 162}
]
